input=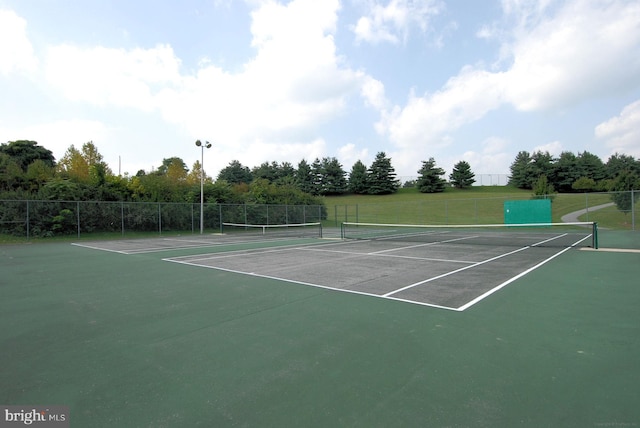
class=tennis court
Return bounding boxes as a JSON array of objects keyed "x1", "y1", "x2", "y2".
[
  {"x1": 162, "y1": 223, "x2": 595, "y2": 311},
  {"x1": 2, "y1": 224, "x2": 639, "y2": 427}
]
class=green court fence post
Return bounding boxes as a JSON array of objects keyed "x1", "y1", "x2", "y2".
[
  {"x1": 158, "y1": 203, "x2": 162, "y2": 235},
  {"x1": 26, "y1": 200, "x2": 30, "y2": 240},
  {"x1": 77, "y1": 201, "x2": 80, "y2": 238},
  {"x1": 593, "y1": 222, "x2": 599, "y2": 249}
]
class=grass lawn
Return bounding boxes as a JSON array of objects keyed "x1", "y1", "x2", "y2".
[{"x1": 323, "y1": 186, "x2": 633, "y2": 229}]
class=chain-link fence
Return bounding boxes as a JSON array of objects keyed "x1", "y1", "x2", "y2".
[
  {"x1": 1, "y1": 191, "x2": 637, "y2": 239},
  {"x1": 328, "y1": 191, "x2": 638, "y2": 230},
  {"x1": 0, "y1": 200, "x2": 327, "y2": 239}
]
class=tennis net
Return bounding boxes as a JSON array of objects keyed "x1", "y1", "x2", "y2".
[
  {"x1": 341, "y1": 221, "x2": 598, "y2": 249},
  {"x1": 222, "y1": 222, "x2": 323, "y2": 239}
]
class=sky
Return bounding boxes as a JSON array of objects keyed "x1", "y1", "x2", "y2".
[{"x1": 1, "y1": 0, "x2": 639, "y2": 184}]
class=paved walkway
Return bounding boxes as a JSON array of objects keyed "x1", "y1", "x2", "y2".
[{"x1": 561, "y1": 202, "x2": 614, "y2": 223}]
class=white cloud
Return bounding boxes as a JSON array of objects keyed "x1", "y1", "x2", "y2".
[
  {"x1": 352, "y1": 0, "x2": 444, "y2": 44},
  {"x1": 361, "y1": 76, "x2": 387, "y2": 109},
  {"x1": 35, "y1": 0, "x2": 376, "y2": 172},
  {"x1": 155, "y1": 0, "x2": 365, "y2": 149},
  {"x1": 381, "y1": 67, "x2": 505, "y2": 149},
  {"x1": 375, "y1": 0, "x2": 640, "y2": 175},
  {"x1": 456, "y1": 137, "x2": 512, "y2": 175},
  {"x1": 216, "y1": 138, "x2": 327, "y2": 172},
  {"x1": 338, "y1": 143, "x2": 369, "y2": 169},
  {"x1": 0, "y1": 9, "x2": 38, "y2": 75},
  {"x1": 595, "y1": 100, "x2": 640, "y2": 158},
  {"x1": 45, "y1": 44, "x2": 182, "y2": 111},
  {"x1": 502, "y1": 0, "x2": 640, "y2": 111},
  {"x1": 533, "y1": 140, "x2": 563, "y2": 156}
]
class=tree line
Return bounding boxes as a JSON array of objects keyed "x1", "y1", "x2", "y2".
[
  {"x1": 508, "y1": 150, "x2": 640, "y2": 194},
  {"x1": 2, "y1": 141, "x2": 639, "y2": 205}
]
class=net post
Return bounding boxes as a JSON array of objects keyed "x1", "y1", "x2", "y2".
[
  {"x1": 592, "y1": 222, "x2": 598, "y2": 249},
  {"x1": 318, "y1": 222, "x2": 323, "y2": 238},
  {"x1": 340, "y1": 222, "x2": 345, "y2": 240}
]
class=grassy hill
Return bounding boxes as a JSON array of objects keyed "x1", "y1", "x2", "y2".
[{"x1": 322, "y1": 186, "x2": 631, "y2": 230}]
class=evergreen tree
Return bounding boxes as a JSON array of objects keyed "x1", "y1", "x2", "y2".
[
  {"x1": 576, "y1": 151, "x2": 606, "y2": 182},
  {"x1": 217, "y1": 160, "x2": 253, "y2": 184},
  {"x1": 311, "y1": 158, "x2": 324, "y2": 195},
  {"x1": 605, "y1": 153, "x2": 640, "y2": 179},
  {"x1": 416, "y1": 158, "x2": 446, "y2": 193},
  {"x1": 366, "y1": 152, "x2": 400, "y2": 194},
  {"x1": 252, "y1": 161, "x2": 281, "y2": 182},
  {"x1": 295, "y1": 159, "x2": 314, "y2": 194},
  {"x1": 530, "y1": 151, "x2": 555, "y2": 183},
  {"x1": 348, "y1": 160, "x2": 368, "y2": 194},
  {"x1": 449, "y1": 160, "x2": 475, "y2": 189},
  {"x1": 320, "y1": 157, "x2": 347, "y2": 195},
  {"x1": 509, "y1": 151, "x2": 533, "y2": 189},
  {"x1": 276, "y1": 162, "x2": 296, "y2": 185},
  {"x1": 551, "y1": 151, "x2": 580, "y2": 192}
]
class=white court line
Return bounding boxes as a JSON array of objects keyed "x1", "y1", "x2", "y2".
[
  {"x1": 71, "y1": 242, "x2": 129, "y2": 254},
  {"x1": 581, "y1": 247, "x2": 640, "y2": 253},
  {"x1": 383, "y1": 246, "x2": 531, "y2": 297},
  {"x1": 383, "y1": 233, "x2": 588, "y2": 299},
  {"x1": 163, "y1": 234, "x2": 586, "y2": 312},
  {"x1": 530, "y1": 233, "x2": 568, "y2": 247},
  {"x1": 163, "y1": 257, "x2": 463, "y2": 312},
  {"x1": 164, "y1": 241, "x2": 333, "y2": 263},
  {"x1": 368, "y1": 235, "x2": 479, "y2": 254},
  {"x1": 456, "y1": 246, "x2": 573, "y2": 311},
  {"x1": 299, "y1": 246, "x2": 476, "y2": 264},
  {"x1": 72, "y1": 236, "x2": 326, "y2": 255}
]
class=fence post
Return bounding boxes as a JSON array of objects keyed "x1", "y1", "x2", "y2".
[
  {"x1": 121, "y1": 202, "x2": 125, "y2": 236},
  {"x1": 26, "y1": 200, "x2": 30, "y2": 240},
  {"x1": 633, "y1": 190, "x2": 636, "y2": 231},
  {"x1": 77, "y1": 201, "x2": 81, "y2": 238},
  {"x1": 585, "y1": 193, "x2": 589, "y2": 222}
]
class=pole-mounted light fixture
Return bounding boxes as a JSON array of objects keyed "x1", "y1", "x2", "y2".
[{"x1": 195, "y1": 140, "x2": 212, "y2": 234}]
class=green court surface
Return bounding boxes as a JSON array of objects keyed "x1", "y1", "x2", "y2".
[{"x1": 1, "y1": 230, "x2": 639, "y2": 427}]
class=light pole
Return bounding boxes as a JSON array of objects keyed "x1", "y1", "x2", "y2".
[{"x1": 195, "y1": 140, "x2": 212, "y2": 234}]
